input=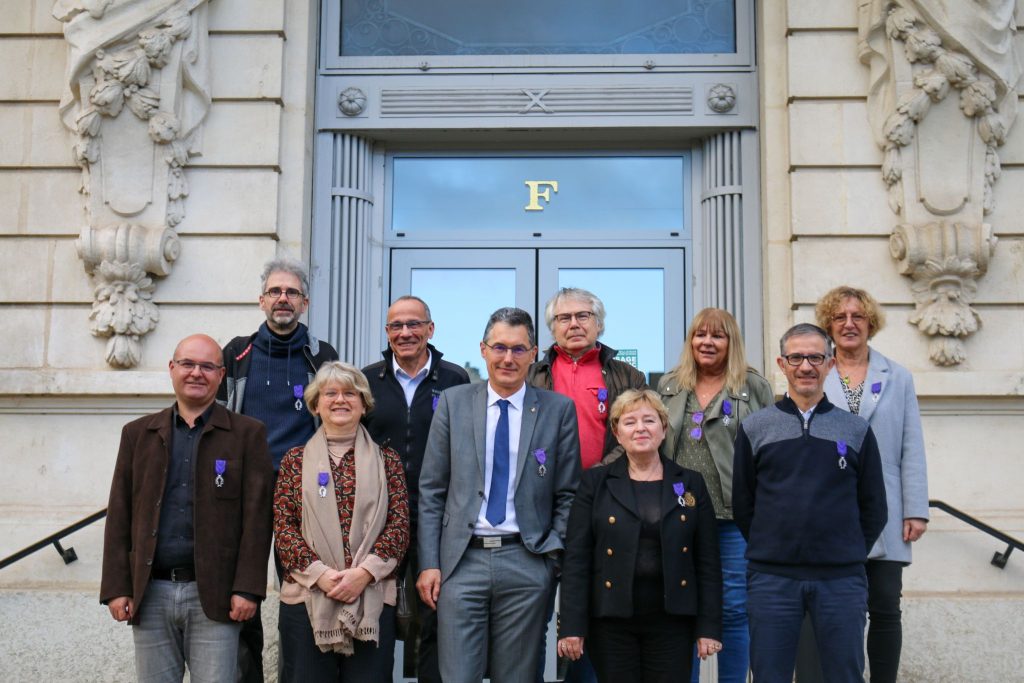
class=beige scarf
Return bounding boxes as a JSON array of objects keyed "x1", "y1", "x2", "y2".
[{"x1": 300, "y1": 424, "x2": 389, "y2": 654}]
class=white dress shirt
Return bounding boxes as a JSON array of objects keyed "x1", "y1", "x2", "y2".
[
  {"x1": 393, "y1": 350, "x2": 432, "y2": 407},
  {"x1": 475, "y1": 382, "x2": 526, "y2": 535}
]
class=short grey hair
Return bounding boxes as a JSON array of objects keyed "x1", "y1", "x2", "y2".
[
  {"x1": 779, "y1": 323, "x2": 833, "y2": 357},
  {"x1": 482, "y1": 307, "x2": 536, "y2": 348},
  {"x1": 543, "y1": 287, "x2": 606, "y2": 337},
  {"x1": 304, "y1": 361, "x2": 375, "y2": 413},
  {"x1": 260, "y1": 258, "x2": 309, "y2": 296},
  {"x1": 390, "y1": 295, "x2": 432, "y2": 321}
]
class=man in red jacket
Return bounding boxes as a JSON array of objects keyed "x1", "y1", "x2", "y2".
[{"x1": 101, "y1": 334, "x2": 274, "y2": 682}]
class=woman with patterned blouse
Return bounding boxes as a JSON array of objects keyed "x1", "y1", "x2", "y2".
[
  {"x1": 657, "y1": 308, "x2": 774, "y2": 683},
  {"x1": 273, "y1": 361, "x2": 409, "y2": 682}
]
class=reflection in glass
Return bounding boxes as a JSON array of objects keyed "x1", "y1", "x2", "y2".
[
  {"x1": 393, "y1": 156, "x2": 685, "y2": 233},
  {"x1": 556, "y1": 268, "x2": 665, "y2": 377},
  {"x1": 410, "y1": 268, "x2": 518, "y2": 381},
  {"x1": 341, "y1": 0, "x2": 735, "y2": 55}
]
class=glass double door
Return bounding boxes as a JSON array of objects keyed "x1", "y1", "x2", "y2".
[{"x1": 389, "y1": 248, "x2": 686, "y2": 382}]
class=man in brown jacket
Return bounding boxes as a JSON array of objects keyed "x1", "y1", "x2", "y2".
[{"x1": 101, "y1": 334, "x2": 274, "y2": 682}]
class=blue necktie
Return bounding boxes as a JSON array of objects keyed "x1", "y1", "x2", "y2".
[{"x1": 485, "y1": 399, "x2": 511, "y2": 526}]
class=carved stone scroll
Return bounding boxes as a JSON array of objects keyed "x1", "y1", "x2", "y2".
[
  {"x1": 55, "y1": 0, "x2": 212, "y2": 368},
  {"x1": 857, "y1": 0, "x2": 1019, "y2": 365}
]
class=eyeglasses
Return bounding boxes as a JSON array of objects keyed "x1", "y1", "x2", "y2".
[
  {"x1": 782, "y1": 353, "x2": 828, "y2": 367},
  {"x1": 173, "y1": 359, "x2": 224, "y2": 374},
  {"x1": 831, "y1": 313, "x2": 867, "y2": 325},
  {"x1": 483, "y1": 341, "x2": 533, "y2": 358},
  {"x1": 263, "y1": 287, "x2": 305, "y2": 300},
  {"x1": 385, "y1": 319, "x2": 431, "y2": 333},
  {"x1": 553, "y1": 311, "x2": 594, "y2": 325}
]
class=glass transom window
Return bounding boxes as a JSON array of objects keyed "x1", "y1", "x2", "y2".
[
  {"x1": 390, "y1": 155, "x2": 688, "y2": 234},
  {"x1": 341, "y1": 1, "x2": 736, "y2": 56}
]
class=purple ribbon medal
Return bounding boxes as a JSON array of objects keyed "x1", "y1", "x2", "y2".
[
  {"x1": 293, "y1": 384, "x2": 304, "y2": 411},
  {"x1": 871, "y1": 381, "x2": 882, "y2": 402},
  {"x1": 432, "y1": 391, "x2": 440, "y2": 412},
  {"x1": 534, "y1": 448, "x2": 547, "y2": 477},
  {"x1": 597, "y1": 388, "x2": 608, "y2": 414},
  {"x1": 214, "y1": 459, "x2": 226, "y2": 488},
  {"x1": 690, "y1": 412, "x2": 705, "y2": 440},
  {"x1": 673, "y1": 481, "x2": 686, "y2": 507},
  {"x1": 721, "y1": 399, "x2": 733, "y2": 426},
  {"x1": 318, "y1": 471, "x2": 330, "y2": 498},
  {"x1": 837, "y1": 440, "x2": 848, "y2": 470}
]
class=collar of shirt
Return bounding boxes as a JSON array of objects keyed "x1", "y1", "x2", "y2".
[
  {"x1": 553, "y1": 342, "x2": 601, "y2": 365},
  {"x1": 393, "y1": 349, "x2": 432, "y2": 407},
  {"x1": 172, "y1": 402, "x2": 215, "y2": 431},
  {"x1": 486, "y1": 381, "x2": 527, "y2": 412}
]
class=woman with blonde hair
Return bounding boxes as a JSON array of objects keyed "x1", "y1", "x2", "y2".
[
  {"x1": 273, "y1": 361, "x2": 409, "y2": 682},
  {"x1": 658, "y1": 308, "x2": 773, "y2": 682},
  {"x1": 558, "y1": 389, "x2": 722, "y2": 682},
  {"x1": 815, "y1": 286, "x2": 928, "y2": 683}
]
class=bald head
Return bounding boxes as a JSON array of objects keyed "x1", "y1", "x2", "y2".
[{"x1": 169, "y1": 334, "x2": 225, "y2": 413}]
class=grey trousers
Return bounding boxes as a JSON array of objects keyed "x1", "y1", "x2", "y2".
[{"x1": 437, "y1": 543, "x2": 554, "y2": 683}]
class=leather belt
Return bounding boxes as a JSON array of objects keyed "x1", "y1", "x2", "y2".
[
  {"x1": 468, "y1": 533, "x2": 522, "y2": 549},
  {"x1": 151, "y1": 566, "x2": 196, "y2": 582}
]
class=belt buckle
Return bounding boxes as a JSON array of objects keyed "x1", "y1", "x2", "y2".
[
  {"x1": 170, "y1": 567, "x2": 188, "y2": 582},
  {"x1": 482, "y1": 536, "x2": 502, "y2": 549}
]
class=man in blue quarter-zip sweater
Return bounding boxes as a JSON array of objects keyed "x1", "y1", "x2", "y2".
[{"x1": 733, "y1": 323, "x2": 886, "y2": 683}]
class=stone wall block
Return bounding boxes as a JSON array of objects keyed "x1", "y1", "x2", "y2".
[
  {"x1": 4, "y1": 1, "x2": 64, "y2": 34},
  {"x1": 45, "y1": 304, "x2": 266, "y2": 370},
  {"x1": 791, "y1": 168, "x2": 894, "y2": 235},
  {"x1": 177, "y1": 169, "x2": 279, "y2": 234},
  {"x1": 0, "y1": 308, "x2": 47, "y2": 367},
  {"x1": 786, "y1": 0, "x2": 856, "y2": 29},
  {"x1": 0, "y1": 37, "x2": 65, "y2": 100},
  {"x1": 0, "y1": 104, "x2": 75, "y2": 167},
  {"x1": 789, "y1": 101, "x2": 882, "y2": 166},
  {"x1": 152, "y1": 237, "x2": 277, "y2": 302},
  {"x1": 788, "y1": 32, "x2": 865, "y2": 98},
  {"x1": 209, "y1": 35, "x2": 284, "y2": 100},
  {"x1": 0, "y1": 170, "x2": 83, "y2": 235},
  {"x1": 793, "y1": 237, "x2": 1024, "y2": 304},
  {"x1": 0, "y1": 238, "x2": 52, "y2": 302},
  {"x1": 195, "y1": 102, "x2": 282, "y2": 167},
  {"x1": 209, "y1": 0, "x2": 285, "y2": 32},
  {"x1": 989, "y1": 167, "x2": 1024, "y2": 233}
]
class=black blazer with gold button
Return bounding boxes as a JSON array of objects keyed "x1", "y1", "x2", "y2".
[{"x1": 559, "y1": 455, "x2": 722, "y2": 640}]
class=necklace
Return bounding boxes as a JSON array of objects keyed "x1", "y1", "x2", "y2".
[{"x1": 628, "y1": 462, "x2": 662, "y2": 482}]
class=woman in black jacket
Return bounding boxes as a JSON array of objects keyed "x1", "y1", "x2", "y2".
[{"x1": 557, "y1": 389, "x2": 722, "y2": 682}]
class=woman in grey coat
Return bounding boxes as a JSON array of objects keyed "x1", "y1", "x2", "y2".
[{"x1": 816, "y1": 286, "x2": 929, "y2": 683}]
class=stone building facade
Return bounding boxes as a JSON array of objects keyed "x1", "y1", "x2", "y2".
[{"x1": 0, "y1": 1, "x2": 1021, "y2": 680}]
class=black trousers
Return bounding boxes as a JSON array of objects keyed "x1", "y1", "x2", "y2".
[
  {"x1": 278, "y1": 601, "x2": 396, "y2": 682},
  {"x1": 588, "y1": 612, "x2": 696, "y2": 683},
  {"x1": 865, "y1": 559, "x2": 904, "y2": 683}
]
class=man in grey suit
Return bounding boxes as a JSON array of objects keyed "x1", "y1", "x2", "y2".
[{"x1": 416, "y1": 307, "x2": 582, "y2": 683}]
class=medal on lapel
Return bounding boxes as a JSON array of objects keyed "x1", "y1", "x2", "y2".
[
  {"x1": 674, "y1": 482, "x2": 686, "y2": 507},
  {"x1": 721, "y1": 399, "x2": 733, "y2": 426},
  {"x1": 871, "y1": 381, "x2": 882, "y2": 402},
  {"x1": 293, "y1": 384, "x2": 304, "y2": 411},
  {"x1": 214, "y1": 459, "x2": 226, "y2": 488},
  {"x1": 432, "y1": 389, "x2": 441, "y2": 412},
  {"x1": 837, "y1": 440, "x2": 848, "y2": 470},
  {"x1": 597, "y1": 388, "x2": 608, "y2": 414},
  {"x1": 318, "y1": 471, "x2": 330, "y2": 498},
  {"x1": 534, "y1": 449, "x2": 547, "y2": 477}
]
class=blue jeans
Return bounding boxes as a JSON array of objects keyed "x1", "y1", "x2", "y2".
[
  {"x1": 746, "y1": 570, "x2": 868, "y2": 683},
  {"x1": 690, "y1": 520, "x2": 749, "y2": 683},
  {"x1": 132, "y1": 580, "x2": 242, "y2": 683}
]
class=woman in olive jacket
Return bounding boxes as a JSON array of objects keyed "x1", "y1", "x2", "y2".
[{"x1": 657, "y1": 308, "x2": 773, "y2": 683}]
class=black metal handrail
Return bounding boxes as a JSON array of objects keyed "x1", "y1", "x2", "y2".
[
  {"x1": 0, "y1": 508, "x2": 107, "y2": 571},
  {"x1": 930, "y1": 499, "x2": 1022, "y2": 569}
]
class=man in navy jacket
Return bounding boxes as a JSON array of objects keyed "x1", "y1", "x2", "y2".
[{"x1": 733, "y1": 323, "x2": 886, "y2": 683}]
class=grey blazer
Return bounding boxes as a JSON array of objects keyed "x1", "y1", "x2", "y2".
[
  {"x1": 824, "y1": 347, "x2": 929, "y2": 563},
  {"x1": 417, "y1": 382, "x2": 582, "y2": 581}
]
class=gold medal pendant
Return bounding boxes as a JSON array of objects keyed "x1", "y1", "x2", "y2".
[{"x1": 683, "y1": 492, "x2": 696, "y2": 507}]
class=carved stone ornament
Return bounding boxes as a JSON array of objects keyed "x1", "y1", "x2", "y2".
[
  {"x1": 338, "y1": 87, "x2": 367, "y2": 116},
  {"x1": 55, "y1": 0, "x2": 212, "y2": 368},
  {"x1": 858, "y1": 0, "x2": 1020, "y2": 365},
  {"x1": 707, "y1": 84, "x2": 736, "y2": 113}
]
